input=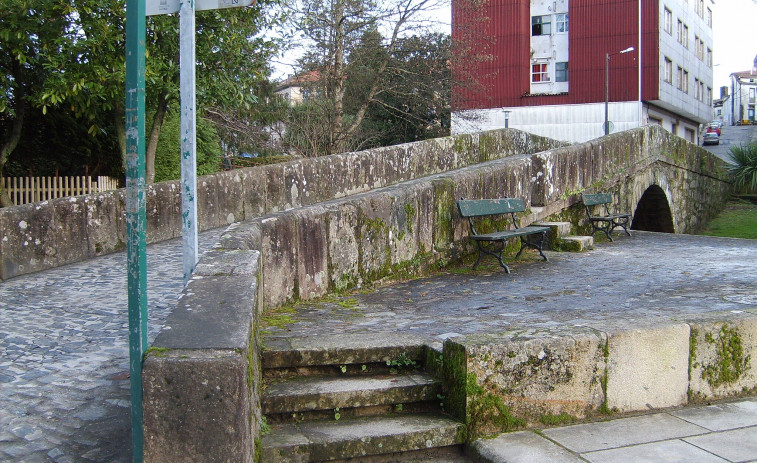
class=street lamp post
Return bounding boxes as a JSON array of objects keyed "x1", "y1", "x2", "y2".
[
  {"x1": 605, "y1": 46, "x2": 635, "y2": 136},
  {"x1": 504, "y1": 110, "x2": 511, "y2": 128}
]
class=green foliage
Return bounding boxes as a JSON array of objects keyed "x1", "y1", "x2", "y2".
[
  {"x1": 153, "y1": 111, "x2": 221, "y2": 182},
  {"x1": 702, "y1": 324, "x2": 751, "y2": 389},
  {"x1": 1, "y1": 0, "x2": 277, "y2": 186},
  {"x1": 699, "y1": 199, "x2": 757, "y2": 239},
  {"x1": 386, "y1": 352, "x2": 418, "y2": 373},
  {"x1": 727, "y1": 142, "x2": 757, "y2": 193},
  {"x1": 465, "y1": 373, "x2": 525, "y2": 441}
]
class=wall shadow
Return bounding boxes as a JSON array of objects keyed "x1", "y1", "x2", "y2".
[{"x1": 631, "y1": 184, "x2": 675, "y2": 233}]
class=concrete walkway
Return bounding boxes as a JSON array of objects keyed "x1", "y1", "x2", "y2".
[
  {"x1": 2, "y1": 229, "x2": 756, "y2": 462},
  {"x1": 473, "y1": 398, "x2": 757, "y2": 462}
]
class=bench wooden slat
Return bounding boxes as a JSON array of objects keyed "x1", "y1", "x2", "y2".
[
  {"x1": 581, "y1": 193, "x2": 613, "y2": 206},
  {"x1": 457, "y1": 198, "x2": 525, "y2": 217}
]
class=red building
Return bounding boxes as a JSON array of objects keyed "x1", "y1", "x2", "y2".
[{"x1": 452, "y1": 0, "x2": 714, "y2": 143}]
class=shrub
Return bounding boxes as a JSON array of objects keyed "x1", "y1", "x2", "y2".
[{"x1": 727, "y1": 142, "x2": 757, "y2": 194}]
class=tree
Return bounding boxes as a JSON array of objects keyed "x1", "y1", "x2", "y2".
[
  {"x1": 347, "y1": 31, "x2": 451, "y2": 148},
  {"x1": 0, "y1": 0, "x2": 277, "y2": 206},
  {"x1": 280, "y1": 0, "x2": 448, "y2": 156},
  {"x1": 0, "y1": 0, "x2": 71, "y2": 206}
]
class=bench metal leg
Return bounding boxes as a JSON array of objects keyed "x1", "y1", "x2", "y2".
[
  {"x1": 473, "y1": 240, "x2": 511, "y2": 273},
  {"x1": 591, "y1": 218, "x2": 631, "y2": 242},
  {"x1": 516, "y1": 231, "x2": 549, "y2": 262}
]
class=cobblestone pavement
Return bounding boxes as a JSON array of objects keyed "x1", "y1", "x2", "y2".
[
  {"x1": 0, "y1": 228, "x2": 226, "y2": 463},
  {"x1": 262, "y1": 231, "x2": 757, "y2": 343}
]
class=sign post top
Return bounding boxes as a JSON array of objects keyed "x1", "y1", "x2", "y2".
[{"x1": 147, "y1": 0, "x2": 254, "y2": 16}]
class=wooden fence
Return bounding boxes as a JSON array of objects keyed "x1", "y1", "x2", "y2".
[{"x1": 2, "y1": 176, "x2": 120, "y2": 206}]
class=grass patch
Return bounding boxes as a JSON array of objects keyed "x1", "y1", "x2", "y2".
[{"x1": 698, "y1": 199, "x2": 757, "y2": 239}]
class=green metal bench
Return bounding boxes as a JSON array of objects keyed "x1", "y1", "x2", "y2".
[
  {"x1": 457, "y1": 198, "x2": 550, "y2": 273},
  {"x1": 581, "y1": 193, "x2": 632, "y2": 242}
]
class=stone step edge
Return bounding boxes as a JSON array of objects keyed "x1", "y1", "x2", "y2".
[
  {"x1": 262, "y1": 333, "x2": 433, "y2": 370},
  {"x1": 261, "y1": 413, "x2": 464, "y2": 462},
  {"x1": 263, "y1": 372, "x2": 442, "y2": 415}
]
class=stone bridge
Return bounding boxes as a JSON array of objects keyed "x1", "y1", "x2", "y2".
[{"x1": 0, "y1": 125, "x2": 735, "y2": 461}]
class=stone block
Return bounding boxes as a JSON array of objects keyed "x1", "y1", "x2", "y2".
[
  {"x1": 463, "y1": 329, "x2": 607, "y2": 427},
  {"x1": 560, "y1": 235, "x2": 593, "y2": 252},
  {"x1": 215, "y1": 220, "x2": 262, "y2": 251},
  {"x1": 301, "y1": 156, "x2": 344, "y2": 205},
  {"x1": 265, "y1": 161, "x2": 304, "y2": 213},
  {"x1": 239, "y1": 167, "x2": 266, "y2": 219},
  {"x1": 49, "y1": 196, "x2": 90, "y2": 267},
  {"x1": 85, "y1": 191, "x2": 125, "y2": 256},
  {"x1": 145, "y1": 180, "x2": 181, "y2": 243},
  {"x1": 356, "y1": 194, "x2": 392, "y2": 281},
  {"x1": 216, "y1": 169, "x2": 245, "y2": 225},
  {"x1": 260, "y1": 213, "x2": 298, "y2": 308},
  {"x1": 155, "y1": 274, "x2": 256, "y2": 350},
  {"x1": 324, "y1": 201, "x2": 361, "y2": 293},
  {"x1": 688, "y1": 318, "x2": 757, "y2": 399},
  {"x1": 606, "y1": 323, "x2": 690, "y2": 412},
  {"x1": 294, "y1": 206, "x2": 329, "y2": 301},
  {"x1": 197, "y1": 174, "x2": 222, "y2": 230},
  {"x1": 0, "y1": 201, "x2": 56, "y2": 278},
  {"x1": 143, "y1": 349, "x2": 254, "y2": 463}
]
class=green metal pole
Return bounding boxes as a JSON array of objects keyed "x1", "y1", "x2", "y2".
[{"x1": 125, "y1": 0, "x2": 147, "y2": 461}]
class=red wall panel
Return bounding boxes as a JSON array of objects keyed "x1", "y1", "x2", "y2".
[{"x1": 453, "y1": 0, "x2": 660, "y2": 110}]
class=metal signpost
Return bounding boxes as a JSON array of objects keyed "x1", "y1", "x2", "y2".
[
  {"x1": 125, "y1": 0, "x2": 147, "y2": 460},
  {"x1": 125, "y1": 0, "x2": 253, "y2": 460}
]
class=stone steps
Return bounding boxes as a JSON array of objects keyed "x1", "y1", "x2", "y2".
[
  {"x1": 534, "y1": 221, "x2": 594, "y2": 251},
  {"x1": 263, "y1": 373, "x2": 442, "y2": 416},
  {"x1": 261, "y1": 414, "x2": 464, "y2": 462},
  {"x1": 260, "y1": 336, "x2": 464, "y2": 462}
]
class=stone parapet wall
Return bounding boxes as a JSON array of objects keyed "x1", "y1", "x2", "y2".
[
  {"x1": 443, "y1": 316, "x2": 757, "y2": 437},
  {"x1": 0, "y1": 130, "x2": 563, "y2": 281},
  {"x1": 143, "y1": 250, "x2": 262, "y2": 462}
]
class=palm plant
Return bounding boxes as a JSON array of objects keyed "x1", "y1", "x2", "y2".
[{"x1": 727, "y1": 142, "x2": 757, "y2": 194}]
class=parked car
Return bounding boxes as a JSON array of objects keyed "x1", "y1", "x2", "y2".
[
  {"x1": 702, "y1": 131, "x2": 720, "y2": 145},
  {"x1": 706, "y1": 123, "x2": 721, "y2": 136}
]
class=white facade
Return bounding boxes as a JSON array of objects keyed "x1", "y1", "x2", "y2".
[
  {"x1": 654, "y1": 0, "x2": 714, "y2": 133},
  {"x1": 730, "y1": 69, "x2": 757, "y2": 125},
  {"x1": 529, "y1": 0, "x2": 570, "y2": 95}
]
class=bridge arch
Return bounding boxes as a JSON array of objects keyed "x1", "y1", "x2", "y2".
[{"x1": 631, "y1": 184, "x2": 675, "y2": 233}]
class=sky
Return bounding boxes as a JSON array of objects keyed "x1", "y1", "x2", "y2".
[{"x1": 711, "y1": 0, "x2": 757, "y2": 90}]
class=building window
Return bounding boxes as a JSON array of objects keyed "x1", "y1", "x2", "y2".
[
  {"x1": 699, "y1": 0, "x2": 704, "y2": 17},
  {"x1": 706, "y1": 87, "x2": 712, "y2": 105},
  {"x1": 682, "y1": 69, "x2": 689, "y2": 93},
  {"x1": 664, "y1": 57, "x2": 673, "y2": 84},
  {"x1": 707, "y1": 48, "x2": 712, "y2": 67},
  {"x1": 532, "y1": 63, "x2": 549, "y2": 82},
  {"x1": 695, "y1": 78, "x2": 700, "y2": 100},
  {"x1": 555, "y1": 62, "x2": 568, "y2": 82},
  {"x1": 677, "y1": 66, "x2": 684, "y2": 90},
  {"x1": 556, "y1": 13, "x2": 568, "y2": 33},
  {"x1": 677, "y1": 20, "x2": 683, "y2": 44},
  {"x1": 683, "y1": 24, "x2": 689, "y2": 48},
  {"x1": 664, "y1": 8, "x2": 672, "y2": 34},
  {"x1": 532, "y1": 15, "x2": 551, "y2": 36},
  {"x1": 707, "y1": 8, "x2": 712, "y2": 27},
  {"x1": 699, "y1": 80, "x2": 705, "y2": 101}
]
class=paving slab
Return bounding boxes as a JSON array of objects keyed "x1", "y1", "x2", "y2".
[
  {"x1": 683, "y1": 426, "x2": 757, "y2": 462},
  {"x1": 541, "y1": 413, "x2": 709, "y2": 453},
  {"x1": 470, "y1": 430, "x2": 584, "y2": 463},
  {"x1": 582, "y1": 439, "x2": 730, "y2": 463},
  {"x1": 672, "y1": 400, "x2": 757, "y2": 431}
]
